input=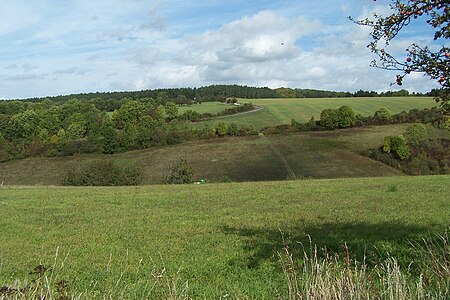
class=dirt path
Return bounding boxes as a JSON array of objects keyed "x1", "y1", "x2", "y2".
[
  {"x1": 260, "y1": 135, "x2": 296, "y2": 179},
  {"x1": 212, "y1": 105, "x2": 264, "y2": 119}
]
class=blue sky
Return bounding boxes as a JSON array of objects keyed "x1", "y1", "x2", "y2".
[{"x1": 0, "y1": 0, "x2": 442, "y2": 99}]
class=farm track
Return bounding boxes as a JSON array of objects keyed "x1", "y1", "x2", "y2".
[
  {"x1": 261, "y1": 135, "x2": 296, "y2": 179},
  {"x1": 212, "y1": 105, "x2": 264, "y2": 119}
]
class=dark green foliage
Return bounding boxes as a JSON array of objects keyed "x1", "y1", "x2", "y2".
[
  {"x1": 404, "y1": 123, "x2": 429, "y2": 147},
  {"x1": 215, "y1": 122, "x2": 228, "y2": 137},
  {"x1": 320, "y1": 106, "x2": 356, "y2": 129},
  {"x1": 373, "y1": 107, "x2": 391, "y2": 123},
  {"x1": 320, "y1": 109, "x2": 338, "y2": 129},
  {"x1": 63, "y1": 160, "x2": 143, "y2": 186},
  {"x1": 383, "y1": 135, "x2": 411, "y2": 160},
  {"x1": 370, "y1": 125, "x2": 449, "y2": 175},
  {"x1": 163, "y1": 159, "x2": 194, "y2": 184},
  {"x1": 180, "y1": 109, "x2": 202, "y2": 122},
  {"x1": 227, "y1": 123, "x2": 239, "y2": 136}
]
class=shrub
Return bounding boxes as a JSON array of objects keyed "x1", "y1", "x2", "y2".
[
  {"x1": 216, "y1": 122, "x2": 228, "y2": 137},
  {"x1": 383, "y1": 135, "x2": 410, "y2": 160},
  {"x1": 320, "y1": 108, "x2": 338, "y2": 129},
  {"x1": 320, "y1": 106, "x2": 356, "y2": 129},
  {"x1": 404, "y1": 123, "x2": 429, "y2": 147},
  {"x1": 164, "y1": 159, "x2": 194, "y2": 184},
  {"x1": 336, "y1": 105, "x2": 356, "y2": 128},
  {"x1": 373, "y1": 106, "x2": 391, "y2": 123},
  {"x1": 227, "y1": 123, "x2": 239, "y2": 136},
  {"x1": 63, "y1": 160, "x2": 143, "y2": 186}
]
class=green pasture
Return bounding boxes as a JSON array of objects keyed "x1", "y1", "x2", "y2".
[
  {"x1": 177, "y1": 102, "x2": 234, "y2": 115},
  {"x1": 0, "y1": 124, "x2": 419, "y2": 186},
  {"x1": 0, "y1": 175, "x2": 448, "y2": 298},
  {"x1": 197, "y1": 97, "x2": 436, "y2": 129}
]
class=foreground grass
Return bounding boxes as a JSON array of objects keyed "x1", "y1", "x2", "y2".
[
  {"x1": 0, "y1": 176, "x2": 449, "y2": 298},
  {"x1": 198, "y1": 97, "x2": 436, "y2": 129}
]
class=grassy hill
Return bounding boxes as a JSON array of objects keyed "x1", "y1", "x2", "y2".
[
  {"x1": 0, "y1": 175, "x2": 448, "y2": 298},
  {"x1": 0, "y1": 124, "x2": 414, "y2": 186},
  {"x1": 191, "y1": 97, "x2": 436, "y2": 129}
]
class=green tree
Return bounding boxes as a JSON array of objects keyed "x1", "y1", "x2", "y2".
[
  {"x1": 8, "y1": 110, "x2": 42, "y2": 139},
  {"x1": 216, "y1": 122, "x2": 228, "y2": 136},
  {"x1": 100, "y1": 120, "x2": 120, "y2": 154},
  {"x1": 164, "y1": 159, "x2": 194, "y2": 184},
  {"x1": 164, "y1": 101, "x2": 179, "y2": 120},
  {"x1": 354, "y1": 0, "x2": 450, "y2": 107},
  {"x1": 320, "y1": 108, "x2": 339, "y2": 129},
  {"x1": 156, "y1": 92, "x2": 170, "y2": 105},
  {"x1": 320, "y1": 106, "x2": 356, "y2": 129},
  {"x1": 336, "y1": 106, "x2": 356, "y2": 128},
  {"x1": 374, "y1": 107, "x2": 391, "y2": 122},
  {"x1": 383, "y1": 135, "x2": 411, "y2": 160},
  {"x1": 227, "y1": 123, "x2": 239, "y2": 136},
  {"x1": 403, "y1": 123, "x2": 429, "y2": 147}
]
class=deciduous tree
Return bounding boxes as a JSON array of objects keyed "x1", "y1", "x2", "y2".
[{"x1": 354, "y1": 0, "x2": 450, "y2": 108}]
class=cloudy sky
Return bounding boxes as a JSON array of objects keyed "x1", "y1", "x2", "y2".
[{"x1": 0, "y1": 0, "x2": 441, "y2": 99}]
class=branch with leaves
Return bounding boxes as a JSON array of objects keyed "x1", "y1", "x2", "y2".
[{"x1": 352, "y1": 0, "x2": 450, "y2": 108}]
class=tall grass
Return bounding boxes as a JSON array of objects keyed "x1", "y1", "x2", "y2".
[
  {"x1": 0, "y1": 248, "x2": 189, "y2": 300},
  {"x1": 2, "y1": 232, "x2": 448, "y2": 299},
  {"x1": 279, "y1": 231, "x2": 449, "y2": 300}
]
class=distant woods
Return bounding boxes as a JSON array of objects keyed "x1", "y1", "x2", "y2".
[
  {"x1": 2, "y1": 84, "x2": 435, "y2": 112},
  {"x1": 0, "y1": 90, "x2": 259, "y2": 162}
]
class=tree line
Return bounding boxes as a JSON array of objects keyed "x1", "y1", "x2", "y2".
[
  {"x1": 2, "y1": 84, "x2": 436, "y2": 113},
  {"x1": 0, "y1": 97, "x2": 258, "y2": 162}
]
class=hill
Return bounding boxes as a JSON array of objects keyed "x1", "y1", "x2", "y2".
[
  {"x1": 0, "y1": 124, "x2": 413, "y2": 186},
  {"x1": 196, "y1": 96, "x2": 436, "y2": 129}
]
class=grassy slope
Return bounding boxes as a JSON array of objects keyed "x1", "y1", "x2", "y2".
[
  {"x1": 0, "y1": 176, "x2": 449, "y2": 298},
  {"x1": 0, "y1": 124, "x2": 411, "y2": 186},
  {"x1": 178, "y1": 101, "x2": 235, "y2": 114},
  {"x1": 197, "y1": 97, "x2": 436, "y2": 129}
]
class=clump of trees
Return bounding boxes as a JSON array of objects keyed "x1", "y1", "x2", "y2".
[
  {"x1": 0, "y1": 96, "x2": 259, "y2": 162},
  {"x1": 369, "y1": 123, "x2": 449, "y2": 175},
  {"x1": 163, "y1": 159, "x2": 194, "y2": 184},
  {"x1": 320, "y1": 106, "x2": 356, "y2": 129},
  {"x1": 63, "y1": 160, "x2": 143, "y2": 186}
]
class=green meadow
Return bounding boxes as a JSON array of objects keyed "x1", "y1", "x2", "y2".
[
  {"x1": 0, "y1": 176, "x2": 449, "y2": 298},
  {"x1": 192, "y1": 97, "x2": 436, "y2": 129}
]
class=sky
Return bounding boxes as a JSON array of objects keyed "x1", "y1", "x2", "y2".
[{"x1": 0, "y1": 0, "x2": 443, "y2": 99}]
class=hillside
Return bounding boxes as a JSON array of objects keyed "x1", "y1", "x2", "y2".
[
  {"x1": 197, "y1": 97, "x2": 436, "y2": 129},
  {"x1": 0, "y1": 124, "x2": 413, "y2": 186}
]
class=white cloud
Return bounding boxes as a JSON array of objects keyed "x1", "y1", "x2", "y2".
[{"x1": 0, "y1": 1, "x2": 440, "y2": 98}]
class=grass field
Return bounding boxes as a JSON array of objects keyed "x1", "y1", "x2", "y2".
[
  {"x1": 0, "y1": 176, "x2": 448, "y2": 298},
  {"x1": 195, "y1": 97, "x2": 436, "y2": 129},
  {"x1": 177, "y1": 101, "x2": 235, "y2": 115},
  {"x1": 0, "y1": 124, "x2": 416, "y2": 186}
]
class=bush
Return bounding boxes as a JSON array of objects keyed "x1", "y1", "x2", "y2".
[
  {"x1": 383, "y1": 135, "x2": 410, "y2": 160},
  {"x1": 164, "y1": 159, "x2": 194, "y2": 184},
  {"x1": 215, "y1": 122, "x2": 228, "y2": 137},
  {"x1": 404, "y1": 123, "x2": 429, "y2": 147},
  {"x1": 63, "y1": 160, "x2": 143, "y2": 186},
  {"x1": 320, "y1": 106, "x2": 356, "y2": 129},
  {"x1": 373, "y1": 107, "x2": 391, "y2": 123}
]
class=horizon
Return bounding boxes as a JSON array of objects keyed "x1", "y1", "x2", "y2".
[
  {"x1": 0, "y1": 0, "x2": 441, "y2": 99},
  {"x1": 0, "y1": 84, "x2": 430, "y2": 101}
]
